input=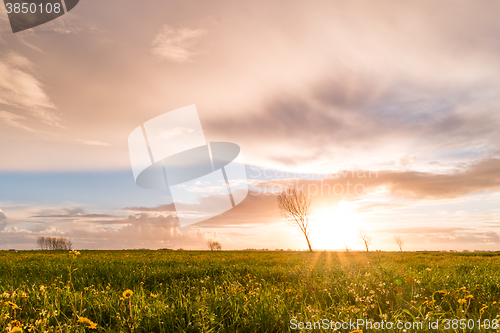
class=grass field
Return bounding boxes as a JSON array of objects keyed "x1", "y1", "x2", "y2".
[{"x1": 1, "y1": 250, "x2": 500, "y2": 332}]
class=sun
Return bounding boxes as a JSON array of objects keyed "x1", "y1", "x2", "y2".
[{"x1": 309, "y1": 201, "x2": 361, "y2": 250}]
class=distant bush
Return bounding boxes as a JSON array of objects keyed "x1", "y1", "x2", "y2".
[
  {"x1": 36, "y1": 237, "x2": 72, "y2": 250},
  {"x1": 207, "y1": 241, "x2": 222, "y2": 251}
]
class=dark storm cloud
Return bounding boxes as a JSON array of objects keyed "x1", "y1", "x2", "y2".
[{"x1": 207, "y1": 77, "x2": 500, "y2": 168}]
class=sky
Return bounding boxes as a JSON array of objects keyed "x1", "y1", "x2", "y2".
[{"x1": 1, "y1": 0, "x2": 500, "y2": 251}]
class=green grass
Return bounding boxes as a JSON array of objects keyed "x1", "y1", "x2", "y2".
[{"x1": 1, "y1": 250, "x2": 500, "y2": 332}]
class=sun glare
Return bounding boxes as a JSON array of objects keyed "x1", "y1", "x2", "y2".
[{"x1": 309, "y1": 202, "x2": 361, "y2": 250}]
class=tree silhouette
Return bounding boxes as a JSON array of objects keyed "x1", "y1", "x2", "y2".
[
  {"x1": 358, "y1": 231, "x2": 372, "y2": 252},
  {"x1": 277, "y1": 187, "x2": 313, "y2": 252},
  {"x1": 394, "y1": 235, "x2": 404, "y2": 252}
]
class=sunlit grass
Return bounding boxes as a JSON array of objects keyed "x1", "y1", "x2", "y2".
[{"x1": 1, "y1": 251, "x2": 500, "y2": 332}]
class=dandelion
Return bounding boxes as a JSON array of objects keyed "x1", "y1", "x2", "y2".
[
  {"x1": 150, "y1": 293, "x2": 157, "y2": 298},
  {"x1": 123, "y1": 289, "x2": 133, "y2": 299},
  {"x1": 77, "y1": 317, "x2": 97, "y2": 329},
  {"x1": 12, "y1": 327, "x2": 22, "y2": 333},
  {"x1": 465, "y1": 295, "x2": 474, "y2": 299},
  {"x1": 458, "y1": 299, "x2": 467, "y2": 304},
  {"x1": 69, "y1": 250, "x2": 81, "y2": 256}
]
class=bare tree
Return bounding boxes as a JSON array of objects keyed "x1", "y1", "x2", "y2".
[
  {"x1": 344, "y1": 240, "x2": 350, "y2": 253},
  {"x1": 358, "y1": 231, "x2": 372, "y2": 252},
  {"x1": 37, "y1": 237, "x2": 72, "y2": 250},
  {"x1": 277, "y1": 187, "x2": 313, "y2": 252},
  {"x1": 207, "y1": 240, "x2": 222, "y2": 251},
  {"x1": 37, "y1": 236, "x2": 46, "y2": 250},
  {"x1": 394, "y1": 235, "x2": 404, "y2": 252}
]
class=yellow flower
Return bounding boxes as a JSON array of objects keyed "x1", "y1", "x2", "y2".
[
  {"x1": 4, "y1": 301, "x2": 21, "y2": 310},
  {"x1": 77, "y1": 317, "x2": 97, "y2": 329},
  {"x1": 465, "y1": 295, "x2": 474, "y2": 299},
  {"x1": 123, "y1": 289, "x2": 133, "y2": 299},
  {"x1": 349, "y1": 330, "x2": 363, "y2": 333},
  {"x1": 150, "y1": 293, "x2": 157, "y2": 298},
  {"x1": 69, "y1": 250, "x2": 81, "y2": 256},
  {"x1": 458, "y1": 299, "x2": 467, "y2": 304},
  {"x1": 12, "y1": 327, "x2": 22, "y2": 333}
]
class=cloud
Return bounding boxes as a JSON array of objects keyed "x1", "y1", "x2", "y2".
[
  {"x1": 75, "y1": 139, "x2": 111, "y2": 146},
  {"x1": 123, "y1": 203, "x2": 177, "y2": 214},
  {"x1": 388, "y1": 228, "x2": 500, "y2": 246},
  {"x1": 375, "y1": 158, "x2": 500, "y2": 200},
  {"x1": 356, "y1": 203, "x2": 405, "y2": 213},
  {"x1": 0, "y1": 209, "x2": 217, "y2": 250},
  {"x1": 119, "y1": 157, "x2": 500, "y2": 230},
  {"x1": 0, "y1": 209, "x2": 6, "y2": 221},
  {"x1": 0, "y1": 111, "x2": 36, "y2": 132},
  {"x1": 256, "y1": 157, "x2": 500, "y2": 201},
  {"x1": 206, "y1": 75, "x2": 500, "y2": 173},
  {"x1": 0, "y1": 53, "x2": 61, "y2": 127},
  {"x1": 151, "y1": 25, "x2": 206, "y2": 63}
]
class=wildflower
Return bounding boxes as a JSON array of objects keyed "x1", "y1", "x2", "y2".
[
  {"x1": 4, "y1": 301, "x2": 21, "y2": 310},
  {"x1": 12, "y1": 327, "x2": 22, "y2": 333},
  {"x1": 458, "y1": 299, "x2": 467, "y2": 304},
  {"x1": 77, "y1": 317, "x2": 97, "y2": 329},
  {"x1": 349, "y1": 330, "x2": 363, "y2": 333},
  {"x1": 123, "y1": 289, "x2": 133, "y2": 299},
  {"x1": 150, "y1": 293, "x2": 157, "y2": 298},
  {"x1": 465, "y1": 295, "x2": 474, "y2": 299},
  {"x1": 69, "y1": 250, "x2": 81, "y2": 256}
]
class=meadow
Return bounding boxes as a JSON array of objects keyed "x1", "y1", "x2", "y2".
[{"x1": 1, "y1": 250, "x2": 500, "y2": 332}]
